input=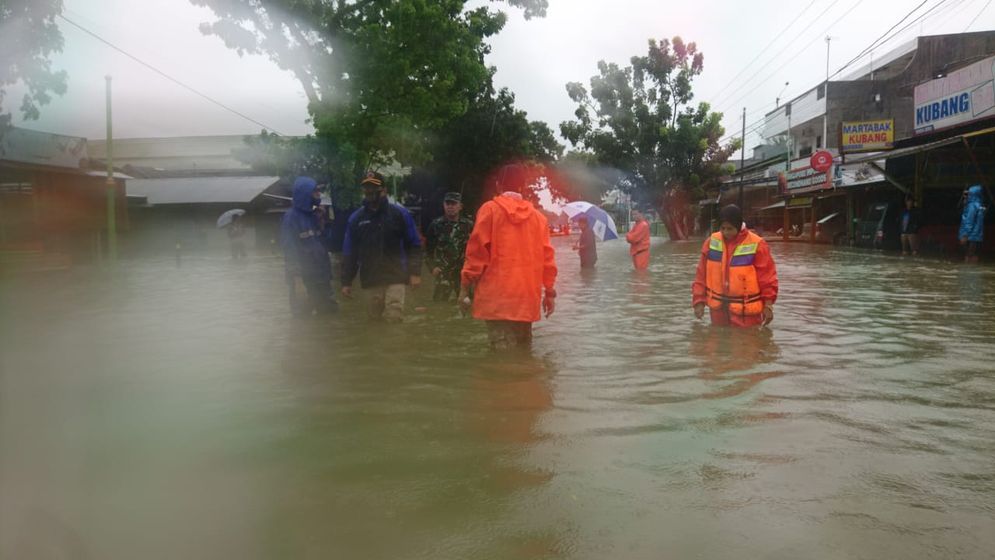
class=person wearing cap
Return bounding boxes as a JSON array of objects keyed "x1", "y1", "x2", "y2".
[
  {"x1": 281, "y1": 176, "x2": 337, "y2": 315},
  {"x1": 425, "y1": 192, "x2": 474, "y2": 302},
  {"x1": 459, "y1": 163, "x2": 557, "y2": 349},
  {"x1": 691, "y1": 204, "x2": 778, "y2": 328},
  {"x1": 341, "y1": 171, "x2": 423, "y2": 322}
]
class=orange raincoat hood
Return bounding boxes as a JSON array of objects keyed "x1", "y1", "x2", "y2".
[{"x1": 492, "y1": 192, "x2": 535, "y2": 224}]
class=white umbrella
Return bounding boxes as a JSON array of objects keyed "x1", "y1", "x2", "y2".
[
  {"x1": 561, "y1": 201, "x2": 619, "y2": 241},
  {"x1": 216, "y1": 208, "x2": 246, "y2": 229}
]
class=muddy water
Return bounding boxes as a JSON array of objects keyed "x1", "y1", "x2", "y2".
[{"x1": 2, "y1": 238, "x2": 994, "y2": 559}]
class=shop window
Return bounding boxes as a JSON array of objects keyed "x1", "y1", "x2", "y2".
[
  {"x1": 816, "y1": 135, "x2": 822, "y2": 149},
  {"x1": 817, "y1": 84, "x2": 825, "y2": 99},
  {"x1": 799, "y1": 146, "x2": 813, "y2": 158}
]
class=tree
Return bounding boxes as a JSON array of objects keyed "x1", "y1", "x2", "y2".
[
  {"x1": 193, "y1": 0, "x2": 547, "y2": 178},
  {"x1": 560, "y1": 37, "x2": 738, "y2": 240},
  {"x1": 413, "y1": 85, "x2": 563, "y2": 213},
  {"x1": 0, "y1": 0, "x2": 67, "y2": 141}
]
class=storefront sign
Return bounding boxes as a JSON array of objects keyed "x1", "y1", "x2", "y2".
[
  {"x1": 810, "y1": 150, "x2": 834, "y2": 172},
  {"x1": 914, "y1": 54, "x2": 995, "y2": 134},
  {"x1": 784, "y1": 164, "x2": 831, "y2": 191},
  {"x1": 841, "y1": 119, "x2": 894, "y2": 152}
]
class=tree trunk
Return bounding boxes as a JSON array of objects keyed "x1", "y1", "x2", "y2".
[{"x1": 659, "y1": 189, "x2": 692, "y2": 241}]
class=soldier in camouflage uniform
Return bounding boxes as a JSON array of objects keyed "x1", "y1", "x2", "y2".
[{"x1": 425, "y1": 192, "x2": 474, "y2": 302}]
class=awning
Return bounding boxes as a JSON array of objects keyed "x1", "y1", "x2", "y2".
[
  {"x1": 844, "y1": 125, "x2": 995, "y2": 164},
  {"x1": 126, "y1": 176, "x2": 280, "y2": 205},
  {"x1": 759, "y1": 200, "x2": 785, "y2": 211}
]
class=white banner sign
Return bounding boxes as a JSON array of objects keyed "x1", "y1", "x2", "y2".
[{"x1": 914, "y1": 55, "x2": 995, "y2": 134}]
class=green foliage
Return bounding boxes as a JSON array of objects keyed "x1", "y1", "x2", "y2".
[
  {"x1": 420, "y1": 86, "x2": 563, "y2": 210},
  {"x1": 560, "y1": 36, "x2": 736, "y2": 205},
  {"x1": 0, "y1": 0, "x2": 67, "y2": 136},
  {"x1": 193, "y1": 0, "x2": 548, "y2": 176}
]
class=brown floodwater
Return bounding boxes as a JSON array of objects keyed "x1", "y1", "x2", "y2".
[{"x1": 2, "y1": 237, "x2": 994, "y2": 559}]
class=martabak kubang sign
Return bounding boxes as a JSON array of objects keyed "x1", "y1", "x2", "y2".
[
  {"x1": 841, "y1": 119, "x2": 894, "y2": 152},
  {"x1": 914, "y1": 54, "x2": 995, "y2": 135}
]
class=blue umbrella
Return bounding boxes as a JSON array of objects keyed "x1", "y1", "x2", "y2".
[{"x1": 562, "y1": 201, "x2": 619, "y2": 241}]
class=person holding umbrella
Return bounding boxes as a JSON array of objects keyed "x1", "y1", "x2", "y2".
[
  {"x1": 573, "y1": 216, "x2": 597, "y2": 269},
  {"x1": 280, "y1": 177, "x2": 337, "y2": 316},
  {"x1": 692, "y1": 204, "x2": 778, "y2": 328}
]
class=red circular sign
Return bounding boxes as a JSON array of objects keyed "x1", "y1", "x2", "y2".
[{"x1": 810, "y1": 150, "x2": 833, "y2": 173}]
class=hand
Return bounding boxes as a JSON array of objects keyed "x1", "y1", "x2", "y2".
[
  {"x1": 410, "y1": 275, "x2": 422, "y2": 289},
  {"x1": 762, "y1": 304, "x2": 774, "y2": 327},
  {"x1": 693, "y1": 303, "x2": 706, "y2": 320},
  {"x1": 458, "y1": 289, "x2": 472, "y2": 314},
  {"x1": 543, "y1": 294, "x2": 556, "y2": 318},
  {"x1": 431, "y1": 267, "x2": 442, "y2": 277},
  {"x1": 341, "y1": 286, "x2": 353, "y2": 298}
]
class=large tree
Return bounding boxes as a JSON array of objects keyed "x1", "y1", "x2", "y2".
[
  {"x1": 193, "y1": 0, "x2": 547, "y2": 177},
  {"x1": 560, "y1": 37, "x2": 737, "y2": 240},
  {"x1": 0, "y1": 0, "x2": 67, "y2": 141}
]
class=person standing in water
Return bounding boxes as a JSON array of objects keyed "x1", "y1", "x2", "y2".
[
  {"x1": 625, "y1": 210, "x2": 650, "y2": 270},
  {"x1": 573, "y1": 216, "x2": 597, "y2": 269},
  {"x1": 459, "y1": 164, "x2": 558, "y2": 349},
  {"x1": 692, "y1": 205, "x2": 778, "y2": 327}
]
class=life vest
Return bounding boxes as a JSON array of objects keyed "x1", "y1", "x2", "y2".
[{"x1": 705, "y1": 231, "x2": 764, "y2": 317}]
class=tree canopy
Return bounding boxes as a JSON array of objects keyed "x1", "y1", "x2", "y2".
[
  {"x1": 193, "y1": 0, "x2": 548, "y2": 176},
  {"x1": 559, "y1": 37, "x2": 738, "y2": 238},
  {"x1": 0, "y1": 0, "x2": 67, "y2": 140}
]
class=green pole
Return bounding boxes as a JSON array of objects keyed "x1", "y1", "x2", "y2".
[{"x1": 105, "y1": 75, "x2": 117, "y2": 262}]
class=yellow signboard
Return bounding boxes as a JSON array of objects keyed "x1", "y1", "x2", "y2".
[{"x1": 841, "y1": 119, "x2": 894, "y2": 153}]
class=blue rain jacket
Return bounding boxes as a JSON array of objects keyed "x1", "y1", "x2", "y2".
[
  {"x1": 959, "y1": 185, "x2": 986, "y2": 243},
  {"x1": 280, "y1": 177, "x2": 332, "y2": 282}
]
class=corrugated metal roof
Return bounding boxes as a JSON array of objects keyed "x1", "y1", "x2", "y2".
[
  {"x1": 126, "y1": 176, "x2": 280, "y2": 205},
  {"x1": 0, "y1": 127, "x2": 89, "y2": 169}
]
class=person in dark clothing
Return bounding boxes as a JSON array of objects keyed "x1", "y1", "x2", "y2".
[
  {"x1": 281, "y1": 177, "x2": 337, "y2": 315},
  {"x1": 341, "y1": 171, "x2": 423, "y2": 322},
  {"x1": 900, "y1": 196, "x2": 923, "y2": 256},
  {"x1": 573, "y1": 216, "x2": 597, "y2": 269}
]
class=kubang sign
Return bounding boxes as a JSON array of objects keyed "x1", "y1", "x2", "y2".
[
  {"x1": 914, "y1": 55, "x2": 995, "y2": 135},
  {"x1": 841, "y1": 119, "x2": 894, "y2": 152}
]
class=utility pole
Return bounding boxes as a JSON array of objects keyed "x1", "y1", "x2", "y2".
[
  {"x1": 824, "y1": 36, "x2": 832, "y2": 150},
  {"x1": 105, "y1": 75, "x2": 117, "y2": 262},
  {"x1": 738, "y1": 106, "x2": 746, "y2": 209}
]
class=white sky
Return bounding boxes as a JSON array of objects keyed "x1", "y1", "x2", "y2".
[{"x1": 6, "y1": 0, "x2": 994, "y2": 158}]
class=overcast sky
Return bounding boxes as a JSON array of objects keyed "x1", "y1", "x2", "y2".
[{"x1": 6, "y1": 0, "x2": 994, "y2": 157}]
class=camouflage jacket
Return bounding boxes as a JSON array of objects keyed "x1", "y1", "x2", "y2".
[{"x1": 425, "y1": 215, "x2": 474, "y2": 278}]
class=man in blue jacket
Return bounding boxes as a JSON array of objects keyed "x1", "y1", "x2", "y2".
[
  {"x1": 281, "y1": 177, "x2": 337, "y2": 315},
  {"x1": 959, "y1": 185, "x2": 987, "y2": 263},
  {"x1": 341, "y1": 172, "x2": 423, "y2": 322}
]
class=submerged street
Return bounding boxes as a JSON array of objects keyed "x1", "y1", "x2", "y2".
[{"x1": 3, "y1": 239, "x2": 994, "y2": 559}]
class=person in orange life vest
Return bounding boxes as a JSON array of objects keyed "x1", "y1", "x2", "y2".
[
  {"x1": 692, "y1": 204, "x2": 778, "y2": 327},
  {"x1": 625, "y1": 210, "x2": 651, "y2": 270}
]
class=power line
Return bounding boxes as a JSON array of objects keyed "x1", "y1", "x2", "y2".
[
  {"x1": 56, "y1": 13, "x2": 285, "y2": 135},
  {"x1": 964, "y1": 0, "x2": 994, "y2": 30},
  {"x1": 715, "y1": 0, "x2": 865, "y2": 119},
  {"x1": 708, "y1": 0, "x2": 819, "y2": 102},
  {"x1": 830, "y1": 0, "x2": 932, "y2": 78},
  {"x1": 712, "y1": 0, "x2": 844, "y2": 111}
]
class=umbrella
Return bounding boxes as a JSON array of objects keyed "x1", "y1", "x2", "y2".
[
  {"x1": 216, "y1": 208, "x2": 246, "y2": 229},
  {"x1": 561, "y1": 201, "x2": 619, "y2": 241}
]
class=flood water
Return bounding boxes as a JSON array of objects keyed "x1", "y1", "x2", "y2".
[{"x1": 2, "y1": 238, "x2": 994, "y2": 559}]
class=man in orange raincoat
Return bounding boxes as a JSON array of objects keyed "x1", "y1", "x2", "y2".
[
  {"x1": 625, "y1": 210, "x2": 651, "y2": 270},
  {"x1": 459, "y1": 164, "x2": 558, "y2": 349},
  {"x1": 692, "y1": 205, "x2": 778, "y2": 328}
]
